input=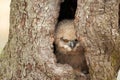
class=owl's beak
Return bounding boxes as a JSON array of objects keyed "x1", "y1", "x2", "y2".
[{"x1": 68, "y1": 40, "x2": 77, "y2": 49}]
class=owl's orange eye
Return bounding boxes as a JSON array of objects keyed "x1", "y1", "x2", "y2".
[
  {"x1": 63, "y1": 39, "x2": 69, "y2": 42},
  {"x1": 60, "y1": 37, "x2": 69, "y2": 42}
]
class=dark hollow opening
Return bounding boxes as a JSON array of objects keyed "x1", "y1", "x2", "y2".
[
  {"x1": 58, "y1": 0, "x2": 77, "y2": 22},
  {"x1": 53, "y1": 0, "x2": 89, "y2": 78}
]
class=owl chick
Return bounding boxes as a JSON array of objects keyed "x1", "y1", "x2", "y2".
[{"x1": 54, "y1": 20, "x2": 89, "y2": 74}]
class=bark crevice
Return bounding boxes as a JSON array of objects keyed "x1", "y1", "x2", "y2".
[{"x1": 118, "y1": 4, "x2": 120, "y2": 74}]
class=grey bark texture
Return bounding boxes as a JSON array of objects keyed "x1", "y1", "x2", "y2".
[
  {"x1": 0, "y1": 0, "x2": 75, "y2": 80},
  {"x1": 75, "y1": 0, "x2": 120, "y2": 80},
  {"x1": 0, "y1": 0, "x2": 120, "y2": 80}
]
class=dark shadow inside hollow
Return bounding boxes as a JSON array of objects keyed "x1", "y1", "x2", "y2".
[
  {"x1": 58, "y1": 0, "x2": 77, "y2": 22},
  {"x1": 53, "y1": 42, "x2": 89, "y2": 75}
]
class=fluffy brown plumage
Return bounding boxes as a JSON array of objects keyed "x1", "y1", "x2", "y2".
[{"x1": 54, "y1": 20, "x2": 88, "y2": 74}]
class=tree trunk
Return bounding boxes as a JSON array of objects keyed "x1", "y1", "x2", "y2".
[
  {"x1": 75, "y1": 0, "x2": 120, "y2": 80},
  {"x1": 0, "y1": 0, "x2": 120, "y2": 80},
  {"x1": 0, "y1": 0, "x2": 75, "y2": 80}
]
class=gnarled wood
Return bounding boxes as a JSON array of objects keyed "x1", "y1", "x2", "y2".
[
  {"x1": 75, "y1": 0, "x2": 120, "y2": 80},
  {"x1": 0, "y1": 0, "x2": 119, "y2": 80},
  {"x1": 0, "y1": 0, "x2": 75, "y2": 80}
]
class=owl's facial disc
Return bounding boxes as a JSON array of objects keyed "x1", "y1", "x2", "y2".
[{"x1": 60, "y1": 37, "x2": 78, "y2": 51}]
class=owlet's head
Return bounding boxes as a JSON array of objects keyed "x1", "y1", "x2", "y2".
[{"x1": 55, "y1": 20, "x2": 79, "y2": 52}]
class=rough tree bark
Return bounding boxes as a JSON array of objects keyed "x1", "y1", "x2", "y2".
[
  {"x1": 0, "y1": 0, "x2": 75, "y2": 80},
  {"x1": 0, "y1": 0, "x2": 120, "y2": 80},
  {"x1": 75, "y1": 0, "x2": 120, "y2": 80}
]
